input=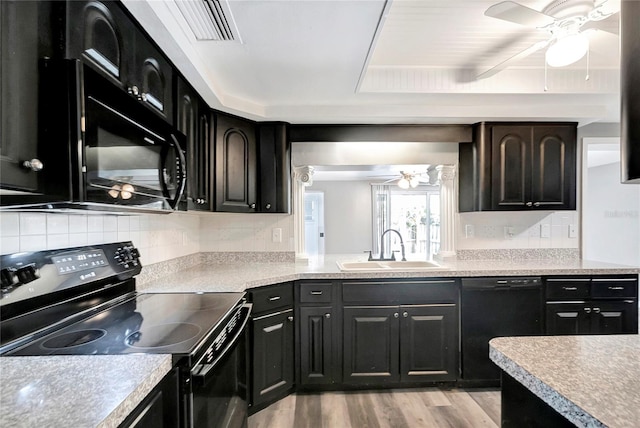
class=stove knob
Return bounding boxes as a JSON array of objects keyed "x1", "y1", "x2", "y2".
[
  {"x1": 1, "y1": 268, "x2": 17, "y2": 288},
  {"x1": 16, "y1": 265, "x2": 39, "y2": 285}
]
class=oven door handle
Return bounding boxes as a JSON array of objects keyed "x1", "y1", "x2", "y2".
[{"x1": 191, "y1": 303, "x2": 252, "y2": 386}]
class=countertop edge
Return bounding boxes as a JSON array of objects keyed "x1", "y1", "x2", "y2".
[
  {"x1": 488, "y1": 343, "x2": 606, "y2": 428},
  {"x1": 97, "y1": 355, "x2": 173, "y2": 428}
]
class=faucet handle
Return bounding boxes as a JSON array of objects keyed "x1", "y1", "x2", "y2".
[
  {"x1": 391, "y1": 251, "x2": 399, "y2": 261},
  {"x1": 364, "y1": 250, "x2": 373, "y2": 261}
]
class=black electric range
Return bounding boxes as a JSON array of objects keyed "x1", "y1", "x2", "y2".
[{"x1": 0, "y1": 242, "x2": 251, "y2": 428}]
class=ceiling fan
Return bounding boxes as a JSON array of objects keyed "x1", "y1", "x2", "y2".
[
  {"x1": 477, "y1": 0, "x2": 620, "y2": 80},
  {"x1": 382, "y1": 171, "x2": 436, "y2": 189}
]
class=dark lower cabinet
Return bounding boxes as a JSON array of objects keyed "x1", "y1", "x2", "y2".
[
  {"x1": 299, "y1": 306, "x2": 337, "y2": 385},
  {"x1": 119, "y1": 368, "x2": 179, "y2": 428},
  {"x1": 343, "y1": 304, "x2": 458, "y2": 385},
  {"x1": 546, "y1": 300, "x2": 638, "y2": 335},
  {"x1": 545, "y1": 275, "x2": 638, "y2": 335},
  {"x1": 251, "y1": 309, "x2": 294, "y2": 409},
  {"x1": 343, "y1": 306, "x2": 400, "y2": 384}
]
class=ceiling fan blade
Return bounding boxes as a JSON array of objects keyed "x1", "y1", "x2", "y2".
[
  {"x1": 485, "y1": 1, "x2": 556, "y2": 28},
  {"x1": 584, "y1": 28, "x2": 620, "y2": 59},
  {"x1": 476, "y1": 39, "x2": 551, "y2": 80}
]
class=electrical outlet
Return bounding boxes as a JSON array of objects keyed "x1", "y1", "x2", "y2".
[
  {"x1": 272, "y1": 228, "x2": 282, "y2": 243},
  {"x1": 540, "y1": 224, "x2": 551, "y2": 238},
  {"x1": 465, "y1": 224, "x2": 475, "y2": 238},
  {"x1": 568, "y1": 224, "x2": 578, "y2": 238},
  {"x1": 504, "y1": 226, "x2": 515, "y2": 239}
]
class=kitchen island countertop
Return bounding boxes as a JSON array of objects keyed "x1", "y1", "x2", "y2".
[
  {"x1": 490, "y1": 335, "x2": 640, "y2": 427},
  {"x1": 138, "y1": 254, "x2": 639, "y2": 293},
  {"x1": 0, "y1": 354, "x2": 172, "y2": 428}
]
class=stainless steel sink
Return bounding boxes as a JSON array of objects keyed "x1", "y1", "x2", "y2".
[{"x1": 336, "y1": 260, "x2": 442, "y2": 271}]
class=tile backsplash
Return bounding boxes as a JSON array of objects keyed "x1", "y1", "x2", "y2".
[
  {"x1": 456, "y1": 211, "x2": 579, "y2": 250},
  {"x1": 0, "y1": 211, "x2": 295, "y2": 265}
]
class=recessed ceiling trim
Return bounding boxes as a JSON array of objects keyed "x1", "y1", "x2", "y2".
[
  {"x1": 354, "y1": 0, "x2": 392, "y2": 94},
  {"x1": 174, "y1": 0, "x2": 240, "y2": 42}
]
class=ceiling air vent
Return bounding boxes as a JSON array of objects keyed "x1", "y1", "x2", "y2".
[{"x1": 175, "y1": 0, "x2": 239, "y2": 41}]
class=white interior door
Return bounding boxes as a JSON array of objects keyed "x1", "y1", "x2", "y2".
[{"x1": 304, "y1": 191, "x2": 325, "y2": 256}]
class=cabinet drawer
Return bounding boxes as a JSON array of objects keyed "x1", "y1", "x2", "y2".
[
  {"x1": 591, "y1": 278, "x2": 638, "y2": 299},
  {"x1": 545, "y1": 279, "x2": 590, "y2": 300},
  {"x1": 299, "y1": 282, "x2": 333, "y2": 303},
  {"x1": 250, "y1": 282, "x2": 293, "y2": 315},
  {"x1": 342, "y1": 280, "x2": 458, "y2": 304}
]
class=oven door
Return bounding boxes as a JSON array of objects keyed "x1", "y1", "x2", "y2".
[{"x1": 189, "y1": 304, "x2": 251, "y2": 428}]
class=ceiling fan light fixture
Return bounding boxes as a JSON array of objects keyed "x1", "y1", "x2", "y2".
[
  {"x1": 398, "y1": 177, "x2": 410, "y2": 189},
  {"x1": 545, "y1": 32, "x2": 589, "y2": 67},
  {"x1": 409, "y1": 175, "x2": 420, "y2": 188}
]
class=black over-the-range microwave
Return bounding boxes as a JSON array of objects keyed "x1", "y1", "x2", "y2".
[{"x1": 1, "y1": 59, "x2": 187, "y2": 213}]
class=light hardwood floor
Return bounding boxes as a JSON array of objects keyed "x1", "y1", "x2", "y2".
[{"x1": 249, "y1": 387, "x2": 500, "y2": 428}]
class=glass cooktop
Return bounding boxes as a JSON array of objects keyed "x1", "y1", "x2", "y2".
[{"x1": 7, "y1": 292, "x2": 245, "y2": 357}]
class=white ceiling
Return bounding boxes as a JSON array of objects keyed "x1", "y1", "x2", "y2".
[{"x1": 122, "y1": 0, "x2": 622, "y2": 126}]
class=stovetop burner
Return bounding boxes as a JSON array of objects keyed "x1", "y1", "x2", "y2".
[
  {"x1": 41, "y1": 329, "x2": 107, "y2": 349},
  {"x1": 126, "y1": 322, "x2": 202, "y2": 349}
]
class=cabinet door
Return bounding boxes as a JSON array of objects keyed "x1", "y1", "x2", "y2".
[
  {"x1": 177, "y1": 78, "x2": 211, "y2": 211},
  {"x1": 132, "y1": 31, "x2": 173, "y2": 123},
  {"x1": 343, "y1": 306, "x2": 400, "y2": 384},
  {"x1": 531, "y1": 125, "x2": 576, "y2": 210},
  {"x1": 251, "y1": 309, "x2": 294, "y2": 408},
  {"x1": 491, "y1": 125, "x2": 533, "y2": 209},
  {"x1": 120, "y1": 368, "x2": 180, "y2": 428},
  {"x1": 257, "y1": 123, "x2": 291, "y2": 213},
  {"x1": 299, "y1": 306, "x2": 336, "y2": 385},
  {"x1": 400, "y1": 304, "x2": 458, "y2": 382},
  {"x1": 590, "y1": 300, "x2": 638, "y2": 334},
  {"x1": 215, "y1": 114, "x2": 257, "y2": 212},
  {"x1": 545, "y1": 303, "x2": 591, "y2": 335},
  {"x1": 0, "y1": 1, "x2": 50, "y2": 192},
  {"x1": 66, "y1": 0, "x2": 132, "y2": 88}
]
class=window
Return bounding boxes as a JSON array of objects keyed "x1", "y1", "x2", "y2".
[{"x1": 372, "y1": 185, "x2": 440, "y2": 260}]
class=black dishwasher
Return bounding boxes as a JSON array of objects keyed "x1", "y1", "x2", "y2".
[{"x1": 461, "y1": 277, "x2": 543, "y2": 385}]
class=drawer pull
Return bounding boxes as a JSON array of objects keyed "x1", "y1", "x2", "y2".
[
  {"x1": 288, "y1": 316, "x2": 294, "y2": 322},
  {"x1": 268, "y1": 296, "x2": 281, "y2": 302},
  {"x1": 310, "y1": 291, "x2": 323, "y2": 295},
  {"x1": 593, "y1": 307, "x2": 601, "y2": 314},
  {"x1": 608, "y1": 286, "x2": 625, "y2": 290},
  {"x1": 584, "y1": 307, "x2": 592, "y2": 313},
  {"x1": 562, "y1": 286, "x2": 578, "y2": 291}
]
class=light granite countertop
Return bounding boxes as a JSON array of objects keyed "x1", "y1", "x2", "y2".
[
  {"x1": 0, "y1": 354, "x2": 172, "y2": 428},
  {"x1": 489, "y1": 335, "x2": 640, "y2": 428},
  {"x1": 138, "y1": 254, "x2": 639, "y2": 293}
]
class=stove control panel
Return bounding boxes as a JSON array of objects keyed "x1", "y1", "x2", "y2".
[{"x1": 113, "y1": 244, "x2": 140, "y2": 269}]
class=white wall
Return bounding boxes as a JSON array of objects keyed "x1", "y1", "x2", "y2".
[
  {"x1": 583, "y1": 162, "x2": 640, "y2": 266},
  {"x1": 306, "y1": 181, "x2": 372, "y2": 254},
  {"x1": 199, "y1": 213, "x2": 294, "y2": 252}
]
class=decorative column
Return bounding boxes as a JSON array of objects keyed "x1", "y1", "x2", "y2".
[
  {"x1": 435, "y1": 165, "x2": 456, "y2": 260},
  {"x1": 292, "y1": 166, "x2": 314, "y2": 260}
]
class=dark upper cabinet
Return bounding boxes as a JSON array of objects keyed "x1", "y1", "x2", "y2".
[
  {"x1": 66, "y1": 1, "x2": 173, "y2": 123},
  {"x1": 176, "y1": 76, "x2": 212, "y2": 211},
  {"x1": 0, "y1": 1, "x2": 54, "y2": 193},
  {"x1": 215, "y1": 113, "x2": 258, "y2": 212},
  {"x1": 257, "y1": 123, "x2": 291, "y2": 213},
  {"x1": 459, "y1": 122, "x2": 577, "y2": 211}
]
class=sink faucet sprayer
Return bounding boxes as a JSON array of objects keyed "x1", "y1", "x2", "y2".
[{"x1": 371, "y1": 229, "x2": 406, "y2": 261}]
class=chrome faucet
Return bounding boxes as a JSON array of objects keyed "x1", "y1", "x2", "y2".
[{"x1": 372, "y1": 228, "x2": 406, "y2": 261}]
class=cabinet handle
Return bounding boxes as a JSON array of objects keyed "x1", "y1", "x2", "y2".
[
  {"x1": 608, "y1": 286, "x2": 625, "y2": 290},
  {"x1": 22, "y1": 159, "x2": 43, "y2": 172},
  {"x1": 533, "y1": 202, "x2": 541, "y2": 207},
  {"x1": 526, "y1": 202, "x2": 533, "y2": 207},
  {"x1": 403, "y1": 312, "x2": 409, "y2": 318},
  {"x1": 584, "y1": 307, "x2": 592, "y2": 313},
  {"x1": 562, "y1": 286, "x2": 578, "y2": 291},
  {"x1": 128, "y1": 85, "x2": 139, "y2": 96},
  {"x1": 268, "y1": 296, "x2": 281, "y2": 301},
  {"x1": 310, "y1": 291, "x2": 323, "y2": 295},
  {"x1": 287, "y1": 316, "x2": 294, "y2": 322},
  {"x1": 593, "y1": 307, "x2": 601, "y2": 314},
  {"x1": 325, "y1": 313, "x2": 331, "y2": 319},
  {"x1": 250, "y1": 203, "x2": 256, "y2": 209},
  {"x1": 265, "y1": 203, "x2": 271, "y2": 210},
  {"x1": 394, "y1": 312, "x2": 399, "y2": 318}
]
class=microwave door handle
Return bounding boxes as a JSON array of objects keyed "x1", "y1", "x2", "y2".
[{"x1": 160, "y1": 134, "x2": 187, "y2": 210}]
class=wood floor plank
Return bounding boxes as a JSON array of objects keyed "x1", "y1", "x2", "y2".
[{"x1": 248, "y1": 387, "x2": 500, "y2": 428}]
